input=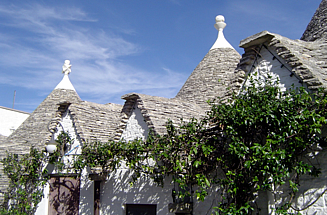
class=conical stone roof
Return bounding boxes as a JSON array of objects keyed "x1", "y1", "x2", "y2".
[
  {"x1": 0, "y1": 61, "x2": 81, "y2": 201},
  {"x1": 1, "y1": 60, "x2": 81, "y2": 153},
  {"x1": 301, "y1": 0, "x2": 327, "y2": 41},
  {"x1": 175, "y1": 15, "x2": 241, "y2": 110}
]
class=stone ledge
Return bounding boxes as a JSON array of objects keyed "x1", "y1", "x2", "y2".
[{"x1": 239, "y1": 31, "x2": 275, "y2": 48}]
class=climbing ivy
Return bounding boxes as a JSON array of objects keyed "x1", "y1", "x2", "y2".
[
  {"x1": 0, "y1": 132, "x2": 74, "y2": 215},
  {"x1": 113, "y1": 80, "x2": 327, "y2": 214},
  {"x1": 0, "y1": 147, "x2": 48, "y2": 215},
  {"x1": 48, "y1": 131, "x2": 75, "y2": 171},
  {"x1": 2, "y1": 79, "x2": 327, "y2": 214}
]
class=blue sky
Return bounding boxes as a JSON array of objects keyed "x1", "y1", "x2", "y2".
[{"x1": 0, "y1": 0, "x2": 322, "y2": 113}]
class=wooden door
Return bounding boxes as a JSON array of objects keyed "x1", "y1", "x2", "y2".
[{"x1": 49, "y1": 176, "x2": 80, "y2": 215}]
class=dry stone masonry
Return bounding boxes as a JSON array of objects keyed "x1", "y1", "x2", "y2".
[{"x1": 301, "y1": 0, "x2": 327, "y2": 42}]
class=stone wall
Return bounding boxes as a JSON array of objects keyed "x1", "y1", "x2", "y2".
[{"x1": 266, "y1": 150, "x2": 327, "y2": 215}]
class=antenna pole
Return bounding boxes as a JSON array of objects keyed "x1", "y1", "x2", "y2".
[{"x1": 13, "y1": 90, "x2": 16, "y2": 109}]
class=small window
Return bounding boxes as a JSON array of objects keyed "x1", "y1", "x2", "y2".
[{"x1": 126, "y1": 204, "x2": 156, "y2": 215}]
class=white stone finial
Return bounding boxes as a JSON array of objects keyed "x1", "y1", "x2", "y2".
[
  {"x1": 55, "y1": 60, "x2": 76, "y2": 91},
  {"x1": 62, "y1": 60, "x2": 71, "y2": 75},
  {"x1": 210, "y1": 15, "x2": 234, "y2": 50},
  {"x1": 215, "y1": 15, "x2": 224, "y2": 22},
  {"x1": 214, "y1": 15, "x2": 226, "y2": 31}
]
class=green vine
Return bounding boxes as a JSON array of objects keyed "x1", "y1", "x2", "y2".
[
  {"x1": 2, "y1": 79, "x2": 327, "y2": 214},
  {"x1": 48, "y1": 131, "x2": 74, "y2": 171},
  {"x1": 0, "y1": 132, "x2": 74, "y2": 214},
  {"x1": 0, "y1": 147, "x2": 48, "y2": 215}
]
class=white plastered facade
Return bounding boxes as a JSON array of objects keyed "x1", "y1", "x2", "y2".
[
  {"x1": 244, "y1": 47, "x2": 304, "y2": 91},
  {"x1": 0, "y1": 107, "x2": 29, "y2": 136}
]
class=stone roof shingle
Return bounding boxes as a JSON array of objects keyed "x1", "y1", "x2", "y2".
[
  {"x1": 0, "y1": 87, "x2": 81, "y2": 202},
  {"x1": 301, "y1": 0, "x2": 327, "y2": 42},
  {"x1": 0, "y1": 135, "x2": 6, "y2": 143},
  {"x1": 1, "y1": 89, "x2": 81, "y2": 154},
  {"x1": 116, "y1": 93, "x2": 205, "y2": 138},
  {"x1": 175, "y1": 48, "x2": 241, "y2": 110},
  {"x1": 68, "y1": 101, "x2": 122, "y2": 143}
]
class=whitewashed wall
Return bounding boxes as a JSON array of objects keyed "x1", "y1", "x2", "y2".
[
  {"x1": 267, "y1": 150, "x2": 327, "y2": 215},
  {"x1": 100, "y1": 165, "x2": 224, "y2": 215},
  {"x1": 106, "y1": 106, "x2": 173, "y2": 214},
  {"x1": 100, "y1": 166, "x2": 174, "y2": 215},
  {"x1": 0, "y1": 106, "x2": 29, "y2": 136},
  {"x1": 121, "y1": 105, "x2": 149, "y2": 141},
  {"x1": 245, "y1": 47, "x2": 303, "y2": 91}
]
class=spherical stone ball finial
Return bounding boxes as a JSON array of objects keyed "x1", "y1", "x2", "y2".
[
  {"x1": 215, "y1": 15, "x2": 225, "y2": 23},
  {"x1": 210, "y1": 14, "x2": 234, "y2": 50},
  {"x1": 214, "y1": 15, "x2": 226, "y2": 31}
]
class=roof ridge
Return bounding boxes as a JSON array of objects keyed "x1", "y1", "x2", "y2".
[{"x1": 0, "y1": 106, "x2": 31, "y2": 114}]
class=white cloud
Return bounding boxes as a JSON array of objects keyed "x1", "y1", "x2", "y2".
[
  {"x1": 0, "y1": 3, "x2": 95, "y2": 26},
  {"x1": 72, "y1": 61, "x2": 186, "y2": 97},
  {"x1": 42, "y1": 29, "x2": 140, "y2": 60},
  {"x1": 0, "y1": 3, "x2": 186, "y2": 105}
]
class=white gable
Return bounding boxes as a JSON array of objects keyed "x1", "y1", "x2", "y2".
[
  {"x1": 245, "y1": 47, "x2": 304, "y2": 91},
  {"x1": 121, "y1": 105, "x2": 149, "y2": 142}
]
